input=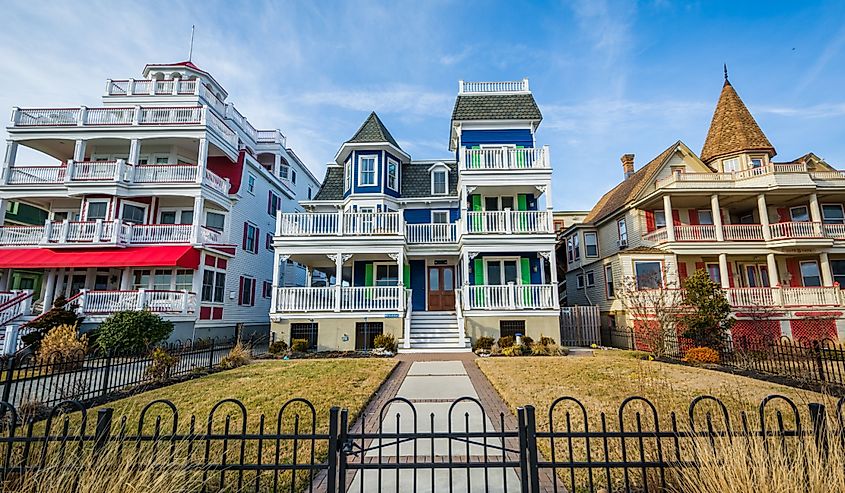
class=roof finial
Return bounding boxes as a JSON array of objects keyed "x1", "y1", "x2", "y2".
[
  {"x1": 723, "y1": 63, "x2": 729, "y2": 82},
  {"x1": 188, "y1": 25, "x2": 195, "y2": 62}
]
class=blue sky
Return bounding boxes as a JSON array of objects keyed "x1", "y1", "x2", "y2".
[{"x1": 2, "y1": 0, "x2": 845, "y2": 209}]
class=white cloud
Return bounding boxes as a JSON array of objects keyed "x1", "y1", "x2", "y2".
[{"x1": 299, "y1": 86, "x2": 453, "y2": 117}]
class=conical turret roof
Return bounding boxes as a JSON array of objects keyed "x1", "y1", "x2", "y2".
[
  {"x1": 345, "y1": 112, "x2": 401, "y2": 150},
  {"x1": 700, "y1": 79, "x2": 774, "y2": 164}
]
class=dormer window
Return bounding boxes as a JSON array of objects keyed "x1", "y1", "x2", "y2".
[
  {"x1": 432, "y1": 170, "x2": 448, "y2": 195},
  {"x1": 722, "y1": 157, "x2": 740, "y2": 173},
  {"x1": 359, "y1": 155, "x2": 377, "y2": 186},
  {"x1": 750, "y1": 157, "x2": 764, "y2": 168},
  {"x1": 387, "y1": 159, "x2": 399, "y2": 191}
]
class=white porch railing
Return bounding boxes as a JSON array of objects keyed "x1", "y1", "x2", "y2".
[
  {"x1": 273, "y1": 286, "x2": 404, "y2": 312},
  {"x1": 781, "y1": 287, "x2": 840, "y2": 306},
  {"x1": 655, "y1": 163, "x2": 810, "y2": 188},
  {"x1": 6, "y1": 166, "x2": 67, "y2": 184},
  {"x1": 277, "y1": 213, "x2": 340, "y2": 236},
  {"x1": 823, "y1": 223, "x2": 845, "y2": 239},
  {"x1": 465, "y1": 210, "x2": 553, "y2": 234},
  {"x1": 127, "y1": 224, "x2": 193, "y2": 244},
  {"x1": 138, "y1": 106, "x2": 203, "y2": 125},
  {"x1": 71, "y1": 161, "x2": 119, "y2": 181},
  {"x1": 11, "y1": 106, "x2": 204, "y2": 127},
  {"x1": 406, "y1": 223, "x2": 457, "y2": 243},
  {"x1": 642, "y1": 227, "x2": 668, "y2": 243},
  {"x1": 0, "y1": 225, "x2": 46, "y2": 245},
  {"x1": 461, "y1": 146, "x2": 549, "y2": 170},
  {"x1": 0, "y1": 220, "x2": 221, "y2": 246},
  {"x1": 674, "y1": 225, "x2": 717, "y2": 241},
  {"x1": 723, "y1": 224, "x2": 765, "y2": 241},
  {"x1": 341, "y1": 213, "x2": 401, "y2": 236},
  {"x1": 725, "y1": 287, "x2": 776, "y2": 307},
  {"x1": 78, "y1": 289, "x2": 196, "y2": 315},
  {"x1": 463, "y1": 284, "x2": 557, "y2": 310},
  {"x1": 769, "y1": 222, "x2": 825, "y2": 239},
  {"x1": 133, "y1": 164, "x2": 197, "y2": 183},
  {"x1": 722, "y1": 287, "x2": 840, "y2": 307}
]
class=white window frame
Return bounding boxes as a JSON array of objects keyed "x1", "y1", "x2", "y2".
[
  {"x1": 584, "y1": 231, "x2": 599, "y2": 258},
  {"x1": 822, "y1": 204, "x2": 845, "y2": 224},
  {"x1": 585, "y1": 270, "x2": 595, "y2": 287},
  {"x1": 357, "y1": 154, "x2": 378, "y2": 187},
  {"x1": 432, "y1": 170, "x2": 448, "y2": 195},
  {"x1": 483, "y1": 257, "x2": 522, "y2": 285},
  {"x1": 722, "y1": 157, "x2": 740, "y2": 173},
  {"x1": 159, "y1": 208, "x2": 194, "y2": 225},
  {"x1": 84, "y1": 199, "x2": 110, "y2": 221},
  {"x1": 617, "y1": 218, "x2": 628, "y2": 243},
  {"x1": 386, "y1": 158, "x2": 399, "y2": 191},
  {"x1": 431, "y1": 210, "x2": 449, "y2": 224},
  {"x1": 799, "y1": 260, "x2": 822, "y2": 287},
  {"x1": 372, "y1": 262, "x2": 400, "y2": 287},
  {"x1": 119, "y1": 200, "x2": 148, "y2": 224},
  {"x1": 654, "y1": 210, "x2": 666, "y2": 228},
  {"x1": 697, "y1": 209, "x2": 714, "y2": 225},
  {"x1": 246, "y1": 173, "x2": 256, "y2": 194},
  {"x1": 344, "y1": 160, "x2": 352, "y2": 191}
]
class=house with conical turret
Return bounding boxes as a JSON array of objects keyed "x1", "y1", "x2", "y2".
[
  {"x1": 270, "y1": 79, "x2": 559, "y2": 352},
  {"x1": 563, "y1": 73, "x2": 845, "y2": 345}
]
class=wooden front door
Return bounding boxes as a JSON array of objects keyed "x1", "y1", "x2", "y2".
[{"x1": 427, "y1": 266, "x2": 455, "y2": 311}]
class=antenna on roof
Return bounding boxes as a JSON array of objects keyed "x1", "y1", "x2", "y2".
[
  {"x1": 723, "y1": 63, "x2": 729, "y2": 82},
  {"x1": 188, "y1": 25, "x2": 195, "y2": 62}
]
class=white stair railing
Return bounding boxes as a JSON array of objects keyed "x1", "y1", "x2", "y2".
[{"x1": 403, "y1": 290, "x2": 413, "y2": 349}]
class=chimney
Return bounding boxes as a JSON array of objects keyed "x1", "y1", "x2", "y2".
[{"x1": 621, "y1": 154, "x2": 635, "y2": 179}]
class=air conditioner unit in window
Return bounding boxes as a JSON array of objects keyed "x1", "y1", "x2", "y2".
[{"x1": 617, "y1": 239, "x2": 628, "y2": 249}]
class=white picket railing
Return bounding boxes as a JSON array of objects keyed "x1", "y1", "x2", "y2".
[
  {"x1": 71, "y1": 161, "x2": 118, "y2": 181},
  {"x1": 0, "y1": 290, "x2": 34, "y2": 329},
  {"x1": 0, "y1": 220, "x2": 220, "y2": 246},
  {"x1": 273, "y1": 286, "x2": 404, "y2": 312},
  {"x1": 781, "y1": 287, "x2": 840, "y2": 306},
  {"x1": 465, "y1": 211, "x2": 552, "y2": 234},
  {"x1": 203, "y1": 169, "x2": 231, "y2": 195},
  {"x1": 461, "y1": 146, "x2": 549, "y2": 170},
  {"x1": 138, "y1": 106, "x2": 203, "y2": 125},
  {"x1": 769, "y1": 222, "x2": 824, "y2": 239},
  {"x1": 464, "y1": 284, "x2": 558, "y2": 310},
  {"x1": 342, "y1": 212, "x2": 401, "y2": 236},
  {"x1": 12, "y1": 106, "x2": 203, "y2": 127},
  {"x1": 85, "y1": 107, "x2": 134, "y2": 125},
  {"x1": 655, "y1": 163, "x2": 809, "y2": 188},
  {"x1": 642, "y1": 227, "x2": 668, "y2": 243},
  {"x1": 107, "y1": 79, "x2": 198, "y2": 96},
  {"x1": 725, "y1": 288, "x2": 776, "y2": 307},
  {"x1": 277, "y1": 213, "x2": 340, "y2": 236},
  {"x1": 14, "y1": 108, "x2": 79, "y2": 126},
  {"x1": 133, "y1": 164, "x2": 197, "y2": 183},
  {"x1": 0, "y1": 226, "x2": 45, "y2": 245},
  {"x1": 79, "y1": 289, "x2": 195, "y2": 314},
  {"x1": 723, "y1": 224, "x2": 765, "y2": 241},
  {"x1": 341, "y1": 286, "x2": 403, "y2": 311},
  {"x1": 406, "y1": 223, "x2": 457, "y2": 243},
  {"x1": 459, "y1": 79, "x2": 529, "y2": 94},
  {"x1": 6, "y1": 166, "x2": 66, "y2": 184},
  {"x1": 674, "y1": 225, "x2": 717, "y2": 241},
  {"x1": 823, "y1": 223, "x2": 845, "y2": 240},
  {"x1": 274, "y1": 287, "x2": 337, "y2": 312},
  {"x1": 127, "y1": 224, "x2": 193, "y2": 244}
]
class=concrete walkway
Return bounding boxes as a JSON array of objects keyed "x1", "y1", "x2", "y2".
[{"x1": 346, "y1": 357, "x2": 521, "y2": 492}]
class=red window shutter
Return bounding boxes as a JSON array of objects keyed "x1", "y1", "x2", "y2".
[
  {"x1": 726, "y1": 262, "x2": 735, "y2": 288},
  {"x1": 672, "y1": 209, "x2": 681, "y2": 226},
  {"x1": 695, "y1": 262, "x2": 706, "y2": 272},
  {"x1": 251, "y1": 278, "x2": 256, "y2": 306},
  {"x1": 253, "y1": 227, "x2": 260, "y2": 253},
  {"x1": 238, "y1": 276, "x2": 244, "y2": 304},
  {"x1": 678, "y1": 262, "x2": 688, "y2": 284},
  {"x1": 242, "y1": 222, "x2": 248, "y2": 249},
  {"x1": 645, "y1": 211, "x2": 655, "y2": 232},
  {"x1": 267, "y1": 192, "x2": 272, "y2": 215},
  {"x1": 786, "y1": 259, "x2": 802, "y2": 287},
  {"x1": 688, "y1": 210, "x2": 699, "y2": 225},
  {"x1": 777, "y1": 208, "x2": 790, "y2": 222}
]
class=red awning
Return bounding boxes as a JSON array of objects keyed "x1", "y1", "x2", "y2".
[{"x1": 0, "y1": 246, "x2": 201, "y2": 269}]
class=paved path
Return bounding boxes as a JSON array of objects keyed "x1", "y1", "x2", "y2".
[{"x1": 344, "y1": 354, "x2": 522, "y2": 492}]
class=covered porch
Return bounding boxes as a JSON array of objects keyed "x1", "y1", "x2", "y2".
[{"x1": 461, "y1": 249, "x2": 559, "y2": 311}]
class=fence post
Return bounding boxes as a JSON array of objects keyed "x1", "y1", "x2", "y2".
[
  {"x1": 516, "y1": 407, "x2": 530, "y2": 493},
  {"x1": 812, "y1": 340, "x2": 826, "y2": 382},
  {"x1": 93, "y1": 408, "x2": 113, "y2": 463},
  {"x1": 809, "y1": 403, "x2": 829, "y2": 457},
  {"x1": 208, "y1": 339, "x2": 215, "y2": 370},
  {"x1": 338, "y1": 408, "x2": 349, "y2": 493},
  {"x1": 524, "y1": 405, "x2": 541, "y2": 493},
  {"x1": 326, "y1": 407, "x2": 340, "y2": 493},
  {"x1": 1, "y1": 357, "x2": 14, "y2": 405},
  {"x1": 100, "y1": 351, "x2": 113, "y2": 397}
]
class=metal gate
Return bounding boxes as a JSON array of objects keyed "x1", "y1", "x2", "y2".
[
  {"x1": 559, "y1": 305, "x2": 601, "y2": 346},
  {"x1": 338, "y1": 396, "x2": 531, "y2": 492}
]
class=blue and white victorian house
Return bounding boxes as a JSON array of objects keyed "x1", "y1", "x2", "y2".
[{"x1": 270, "y1": 80, "x2": 559, "y2": 352}]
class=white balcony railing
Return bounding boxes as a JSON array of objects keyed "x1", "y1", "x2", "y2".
[
  {"x1": 277, "y1": 213, "x2": 340, "y2": 236},
  {"x1": 79, "y1": 289, "x2": 196, "y2": 315},
  {"x1": 273, "y1": 286, "x2": 404, "y2": 313},
  {"x1": 769, "y1": 222, "x2": 825, "y2": 239},
  {"x1": 823, "y1": 223, "x2": 845, "y2": 240},
  {"x1": 106, "y1": 79, "x2": 200, "y2": 96},
  {"x1": 406, "y1": 223, "x2": 457, "y2": 244},
  {"x1": 342, "y1": 213, "x2": 401, "y2": 236},
  {"x1": 644, "y1": 222, "x2": 830, "y2": 243},
  {"x1": 463, "y1": 284, "x2": 558, "y2": 310},
  {"x1": 642, "y1": 227, "x2": 668, "y2": 243},
  {"x1": 0, "y1": 220, "x2": 223, "y2": 247},
  {"x1": 10, "y1": 106, "x2": 203, "y2": 127},
  {"x1": 725, "y1": 287, "x2": 776, "y2": 307},
  {"x1": 461, "y1": 146, "x2": 549, "y2": 170},
  {"x1": 465, "y1": 210, "x2": 553, "y2": 234},
  {"x1": 133, "y1": 164, "x2": 197, "y2": 183},
  {"x1": 781, "y1": 286, "x2": 840, "y2": 306},
  {"x1": 722, "y1": 224, "x2": 765, "y2": 241},
  {"x1": 459, "y1": 79, "x2": 529, "y2": 94},
  {"x1": 674, "y1": 224, "x2": 717, "y2": 241},
  {"x1": 71, "y1": 161, "x2": 119, "y2": 181},
  {"x1": 6, "y1": 166, "x2": 66, "y2": 184},
  {"x1": 655, "y1": 163, "x2": 810, "y2": 188},
  {"x1": 637, "y1": 286, "x2": 843, "y2": 309}
]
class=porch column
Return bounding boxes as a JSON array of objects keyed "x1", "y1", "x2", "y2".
[
  {"x1": 271, "y1": 252, "x2": 282, "y2": 312},
  {"x1": 84, "y1": 268, "x2": 95, "y2": 290},
  {"x1": 273, "y1": 153, "x2": 282, "y2": 177},
  {"x1": 192, "y1": 196, "x2": 204, "y2": 243},
  {"x1": 766, "y1": 253, "x2": 779, "y2": 286},
  {"x1": 120, "y1": 267, "x2": 132, "y2": 290},
  {"x1": 711, "y1": 194, "x2": 724, "y2": 241},
  {"x1": 820, "y1": 252, "x2": 834, "y2": 286},
  {"x1": 718, "y1": 253, "x2": 730, "y2": 289},
  {"x1": 548, "y1": 250, "x2": 558, "y2": 285},
  {"x1": 195, "y1": 138, "x2": 208, "y2": 184},
  {"x1": 663, "y1": 194, "x2": 675, "y2": 242},
  {"x1": 757, "y1": 194, "x2": 772, "y2": 241},
  {"x1": 42, "y1": 269, "x2": 57, "y2": 314},
  {"x1": 460, "y1": 185, "x2": 469, "y2": 235},
  {"x1": 462, "y1": 253, "x2": 471, "y2": 285},
  {"x1": 305, "y1": 266, "x2": 312, "y2": 287},
  {"x1": 2, "y1": 141, "x2": 18, "y2": 185},
  {"x1": 809, "y1": 193, "x2": 822, "y2": 223},
  {"x1": 73, "y1": 139, "x2": 86, "y2": 162},
  {"x1": 128, "y1": 138, "x2": 140, "y2": 165}
]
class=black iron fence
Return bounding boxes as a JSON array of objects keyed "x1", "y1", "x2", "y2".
[
  {"x1": 0, "y1": 337, "x2": 268, "y2": 410},
  {"x1": 0, "y1": 393, "x2": 842, "y2": 492}
]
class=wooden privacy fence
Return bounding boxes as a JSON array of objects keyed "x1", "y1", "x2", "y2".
[{"x1": 559, "y1": 306, "x2": 600, "y2": 347}]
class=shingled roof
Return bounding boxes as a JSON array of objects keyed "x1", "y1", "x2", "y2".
[
  {"x1": 700, "y1": 80, "x2": 775, "y2": 164},
  {"x1": 311, "y1": 162, "x2": 458, "y2": 201},
  {"x1": 313, "y1": 166, "x2": 344, "y2": 200},
  {"x1": 451, "y1": 94, "x2": 542, "y2": 121},
  {"x1": 582, "y1": 143, "x2": 681, "y2": 225},
  {"x1": 346, "y1": 112, "x2": 402, "y2": 150}
]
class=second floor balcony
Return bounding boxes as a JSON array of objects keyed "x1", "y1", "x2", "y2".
[
  {"x1": 276, "y1": 212, "x2": 402, "y2": 237},
  {"x1": 0, "y1": 220, "x2": 224, "y2": 248},
  {"x1": 465, "y1": 210, "x2": 553, "y2": 235},
  {"x1": 643, "y1": 221, "x2": 845, "y2": 244},
  {"x1": 458, "y1": 146, "x2": 550, "y2": 171}
]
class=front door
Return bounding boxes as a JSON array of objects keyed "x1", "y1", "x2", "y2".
[{"x1": 427, "y1": 266, "x2": 455, "y2": 311}]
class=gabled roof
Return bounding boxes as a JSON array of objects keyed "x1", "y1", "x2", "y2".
[
  {"x1": 310, "y1": 162, "x2": 458, "y2": 201},
  {"x1": 346, "y1": 112, "x2": 402, "y2": 150},
  {"x1": 451, "y1": 94, "x2": 542, "y2": 121},
  {"x1": 582, "y1": 142, "x2": 684, "y2": 225},
  {"x1": 700, "y1": 79, "x2": 775, "y2": 164}
]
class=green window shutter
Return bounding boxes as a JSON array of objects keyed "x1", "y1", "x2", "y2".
[
  {"x1": 470, "y1": 194, "x2": 483, "y2": 231},
  {"x1": 403, "y1": 264, "x2": 410, "y2": 286},
  {"x1": 471, "y1": 145, "x2": 481, "y2": 168},
  {"x1": 471, "y1": 194, "x2": 483, "y2": 211},
  {"x1": 365, "y1": 263, "x2": 374, "y2": 286},
  {"x1": 517, "y1": 194, "x2": 529, "y2": 231},
  {"x1": 520, "y1": 257, "x2": 532, "y2": 305},
  {"x1": 473, "y1": 258, "x2": 485, "y2": 285},
  {"x1": 515, "y1": 145, "x2": 525, "y2": 167}
]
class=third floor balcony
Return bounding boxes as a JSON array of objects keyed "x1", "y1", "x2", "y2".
[
  {"x1": 0, "y1": 219, "x2": 224, "y2": 248},
  {"x1": 642, "y1": 221, "x2": 845, "y2": 244},
  {"x1": 458, "y1": 146, "x2": 550, "y2": 172}
]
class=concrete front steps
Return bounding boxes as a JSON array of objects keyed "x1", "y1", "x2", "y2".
[{"x1": 398, "y1": 311, "x2": 472, "y2": 353}]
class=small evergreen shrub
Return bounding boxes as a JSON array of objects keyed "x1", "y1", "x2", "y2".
[
  {"x1": 145, "y1": 348, "x2": 179, "y2": 382},
  {"x1": 36, "y1": 324, "x2": 88, "y2": 371},
  {"x1": 373, "y1": 334, "x2": 397, "y2": 352},
  {"x1": 684, "y1": 346, "x2": 720, "y2": 364},
  {"x1": 291, "y1": 338, "x2": 309, "y2": 353},
  {"x1": 95, "y1": 311, "x2": 174, "y2": 354},
  {"x1": 497, "y1": 336, "x2": 515, "y2": 348},
  {"x1": 521, "y1": 336, "x2": 534, "y2": 346},
  {"x1": 473, "y1": 336, "x2": 495, "y2": 351},
  {"x1": 219, "y1": 342, "x2": 251, "y2": 369},
  {"x1": 269, "y1": 341, "x2": 288, "y2": 355}
]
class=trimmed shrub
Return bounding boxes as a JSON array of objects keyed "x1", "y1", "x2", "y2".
[
  {"x1": 530, "y1": 342, "x2": 560, "y2": 356},
  {"x1": 95, "y1": 311, "x2": 174, "y2": 354},
  {"x1": 21, "y1": 295, "x2": 84, "y2": 349},
  {"x1": 291, "y1": 338, "x2": 309, "y2": 353},
  {"x1": 145, "y1": 348, "x2": 179, "y2": 382},
  {"x1": 497, "y1": 336, "x2": 515, "y2": 348},
  {"x1": 684, "y1": 346, "x2": 720, "y2": 364},
  {"x1": 36, "y1": 324, "x2": 88, "y2": 370},
  {"x1": 521, "y1": 336, "x2": 534, "y2": 346},
  {"x1": 219, "y1": 342, "x2": 251, "y2": 369},
  {"x1": 269, "y1": 341, "x2": 288, "y2": 355},
  {"x1": 473, "y1": 336, "x2": 495, "y2": 351},
  {"x1": 373, "y1": 334, "x2": 397, "y2": 352}
]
